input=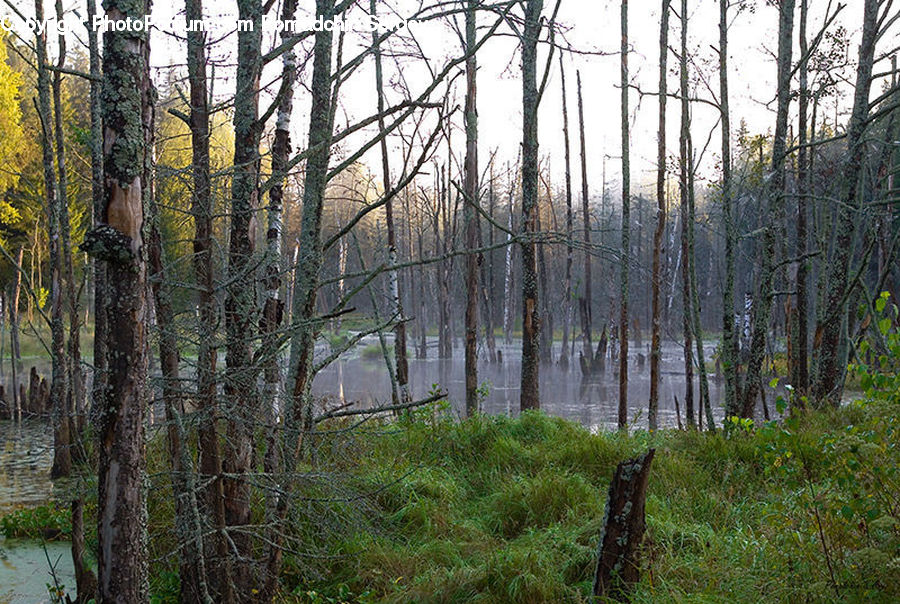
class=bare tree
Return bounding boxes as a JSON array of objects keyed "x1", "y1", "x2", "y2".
[
  {"x1": 720, "y1": 0, "x2": 738, "y2": 418},
  {"x1": 464, "y1": 0, "x2": 480, "y2": 415},
  {"x1": 811, "y1": 0, "x2": 881, "y2": 406},
  {"x1": 741, "y1": 0, "x2": 795, "y2": 418},
  {"x1": 82, "y1": 0, "x2": 153, "y2": 597},
  {"x1": 649, "y1": 0, "x2": 670, "y2": 431},
  {"x1": 559, "y1": 54, "x2": 574, "y2": 371},
  {"x1": 618, "y1": 0, "x2": 630, "y2": 430},
  {"x1": 520, "y1": 0, "x2": 543, "y2": 411},
  {"x1": 32, "y1": 0, "x2": 70, "y2": 479}
]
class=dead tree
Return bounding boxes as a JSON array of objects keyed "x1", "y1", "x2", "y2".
[
  {"x1": 741, "y1": 0, "x2": 795, "y2": 417},
  {"x1": 33, "y1": 0, "x2": 70, "y2": 479},
  {"x1": 811, "y1": 0, "x2": 880, "y2": 406},
  {"x1": 618, "y1": 0, "x2": 630, "y2": 430},
  {"x1": 559, "y1": 54, "x2": 574, "y2": 371},
  {"x1": 520, "y1": 0, "x2": 542, "y2": 411},
  {"x1": 463, "y1": 0, "x2": 480, "y2": 415},
  {"x1": 83, "y1": 0, "x2": 152, "y2": 597},
  {"x1": 720, "y1": 0, "x2": 738, "y2": 418},
  {"x1": 577, "y1": 71, "x2": 593, "y2": 364},
  {"x1": 649, "y1": 0, "x2": 669, "y2": 431},
  {"x1": 593, "y1": 449, "x2": 656, "y2": 600}
]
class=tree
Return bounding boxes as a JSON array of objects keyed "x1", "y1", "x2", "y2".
[
  {"x1": 520, "y1": 0, "x2": 542, "y2": 412},
  {"x1": 741, "y1": 0, "x2": 795, "y2": 418},
  {"x1": 811, "y1": 0, "x2": 881, "y2": 406},
  {"x1": 372, "y1": 0, "x2": 411, "y2": 406},
  {"x1": 577, "y1": 71, "x2": 593, "y2": 368},
  {"x1": 82, "y1": 0, "x2": 152, "y2": 597},
  {"x1": 32, "y1": 0, "x2": 70, "y2": 479},
  {"x1": 558, "y1": 54, "x2": 574, "y2": 371},
  {"x1": 464, "y1": 0, "x2": 480, "y2": 415},
  {"x1": 649, "y1": 0, "x2": 669, "y2": 431},
  {"x1": 720, "y1": 0, "x2": 738, "y2": 419},
  {"x1": 618, "y1": 0, "x2": 630, "y2": 430}
]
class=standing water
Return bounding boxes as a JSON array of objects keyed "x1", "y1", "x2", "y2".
[
  {"x1": 0, "y1": 420, "x2": 75, "y2": 604},
  {"x1": 312, "y1": 336, "x2": 730, "y2": 429}
]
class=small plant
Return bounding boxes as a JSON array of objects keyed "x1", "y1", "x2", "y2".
[{"x1": 0, "y1": 504, "x2": 71, "y2": 540}]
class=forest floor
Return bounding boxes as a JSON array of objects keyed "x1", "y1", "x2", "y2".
[
  {"x1": 262, "y1": 389, "x2": 899, "y2": 603},
  {"x1": 3, "y1": 384, "x2": 898, "y2": 603}
]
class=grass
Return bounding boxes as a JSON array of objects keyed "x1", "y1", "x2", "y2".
[
  {"x1": 4, "y1": 365, "x2": 897, "y2": 603},
  {"x1": 266, "y1": 392, "x2": 899, "y2": 603}
]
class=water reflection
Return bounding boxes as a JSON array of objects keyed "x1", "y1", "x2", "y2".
[
  {"x1": 312, "y1": 336, "x2": 726, "y2": 430},
  {"x1": 0, "y1": 419, "x2": 75, "y2": 603}
]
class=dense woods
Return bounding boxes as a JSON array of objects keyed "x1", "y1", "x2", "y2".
[{"x1": 0, "y1": 0, "x2": 898, "y2": 601}]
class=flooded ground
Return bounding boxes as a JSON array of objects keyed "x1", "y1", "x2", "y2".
[
  {"x1": 0, "y1": 335, "x2": 767, "y2": 602},
  {"x1": 0, "y1": 420, "x2": 75, "y2": 604},
  {"x1": 312, "y1": 336, "x2": 740, "y2": 430}
]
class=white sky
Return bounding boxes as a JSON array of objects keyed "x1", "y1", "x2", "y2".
[{"x1": 2, "y1": 0, "x2": 878, "y2": 203}]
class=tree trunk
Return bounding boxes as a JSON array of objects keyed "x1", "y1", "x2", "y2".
[
  {"x1": 33, "y1": 0, "x2": 70, "y2": 480},
  {"x1": 183, "y1": 0, "x2": 230, "y2": 596},
  {"x1": 649, "y1": 0, "x2": 669, "y2": 431},
  {"x1": 741, "y1": 0, "x2": 795, "y2": 418},
  {"x1": 9, "y1": 247, "x2": 23, "y2": 421},
  {"x1": 811, "y1": 0, "x2": 879, "y2": 406},
  {"x1": 790, "y1": 0, "x2": 810, "y2": 404},
  {"x1": 264, "y1": 2, "x2": 336, "y2": 597},
  {"x1": 503, "y1": 164, "x2": 515, "y2": 345},
  {"x1": 52, "y1": 0, "x2": 84, "y2": 443},
  {"x1": 371, "y1": 0, "x2": 410, "y2": 406},
  {"x1": 720, "y1": 0, "x2": 738, "y2": 418},
  {"x1": 618, "y1": 0, "x2": 630, "y2": 430},
  {"x1": 463, "y1": 0, "x2": 480, "y2": 416},
  {"x1": 577, "y1": 72, "x2": 593, "y2": 361},
  {"x1": 520, "y1": 0, "x2": 542, "y2": 412},
  {"x1": 559, "y1": 55, "x2": 574, "y2": 371},
  {"x1": 222, "y1": 0, "x2": 263, "y2": 594},
  {"x1": 89, "y1": 0, "x2": 152, "y2": 597},
  {"x1": 593, "y1": 449, "x2": 655, "y2": 600}
]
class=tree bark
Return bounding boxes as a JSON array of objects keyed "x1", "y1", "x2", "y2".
[
  {"x1": 222, "y1": 0, "x2": 263, "y2": 594},
  {"x1": 719, "y1": 0, "x2": 738, "y2": 418},
  {"x1": 811, "y1": 0, "x2": 879, "y2": 406},
  {"x1": 559, "y1": 55, "x2": 574, "y2": 371},
  {"x1": 90, "y1": 0, "x2": 152, "y2": 597},
  {"x1": 264, "y1": 2, "x2": 336, "y2": 597},
  {"x1": 618, "y1": 0, "x2": 630, "y2": 430},
  {"x1": 371, "y1": 0, "x2": 410, "y2": 406},
  {"x1": 33, "y1": 0, "x2": 70, "y2": 480},
  {"x1": 791, "y1": 0, "x2": 810, "y2": 404},
  {"x1": 464, "y1": 0, "x2": 480, "y2": 415},
  {"x1": 741, "y1": 0, "x2": 795, "y2": 418},
  {"x1": 577, "y1": 72, "x2": 593, "y2": 362},
  {"x1": 649, "y1": 0, "x2": 669, "y2": 431},
  {"x1": 9, "y1": 247, "x2": 23, "y2": 421},
  {"x1": 592, "y1": 449, "x2": 655, "y2": 600},
  {"x1": 520, "y1": 0, "x2": 542, "y2": 412}
]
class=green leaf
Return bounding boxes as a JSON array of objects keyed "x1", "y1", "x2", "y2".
[
  {"x1": 769, "y1": 377, "x2": 779, "y2": 389},
  {"x1": 775, "y1": 397, "x2": 786, "y2": 415},
  {"x1": 878, "y1": 318, "x2": 891, "y2": 336}
]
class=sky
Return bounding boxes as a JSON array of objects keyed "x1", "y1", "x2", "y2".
[{"x1": 1, "y1": 0, "x2": 873, "y2": 204}]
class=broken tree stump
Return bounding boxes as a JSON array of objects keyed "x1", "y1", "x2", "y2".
[{"x1": 593, "y1": 448, "x2": 655, "y2": 600}]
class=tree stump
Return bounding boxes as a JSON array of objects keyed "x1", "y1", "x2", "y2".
[
  {"x1": 28, "y1": 367, "x2": 40, "y2": 414},
  {"x1": 593, "y1": 449, "x2": 655, "y2": 600}
]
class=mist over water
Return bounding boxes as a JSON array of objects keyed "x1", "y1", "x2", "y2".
[{"x1": 312, "y1": 336, "x2": 733, "y2": 431}]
